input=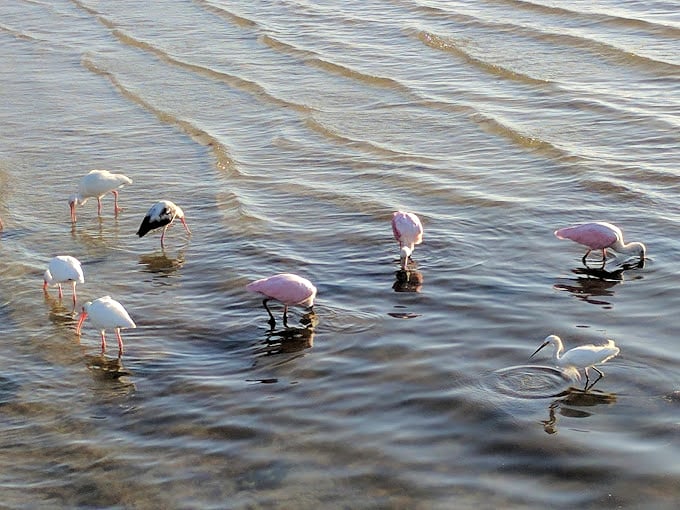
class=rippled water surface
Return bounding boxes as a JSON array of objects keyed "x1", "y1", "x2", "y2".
[{"x1": 0, "y1": 0, "x2": 679, "y2": 508}]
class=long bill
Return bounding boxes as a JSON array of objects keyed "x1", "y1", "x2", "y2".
[
  {"x1": 75, "y1": 311, "x2": 88, "y2": 335},
  {"x1": 529, "y1": 341, "x2": 549, "y2": 359}
]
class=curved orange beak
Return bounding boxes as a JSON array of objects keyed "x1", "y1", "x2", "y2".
[{"x1": 75, "y1": 311, "x2": 87, "y2": 335}]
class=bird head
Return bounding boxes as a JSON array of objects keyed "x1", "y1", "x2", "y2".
[
  {"x1": 43, "y1": 270, "x2": 53, "y2": 288},
  {"x1": 530, "y1": 335, "x2": 561, "y2": 359},
  {"x1": 75, "y1": 302, "x2": 91, "y2": 335}
]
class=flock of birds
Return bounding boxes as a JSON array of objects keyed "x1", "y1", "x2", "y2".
[{"x1": 7, "y1": 169, "x2": 647, "y2": 391}]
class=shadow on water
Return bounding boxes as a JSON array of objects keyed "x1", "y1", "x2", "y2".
[{"x1": 553, "y1": 260, "x2": 644, "y2": 307}]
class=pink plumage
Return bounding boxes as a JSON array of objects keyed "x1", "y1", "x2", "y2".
[
  {"x1": 392, "y1": 211, "x2": 423, "y2": 269},
  {"x1": 554, "y1": 221, "x2": 645, "y2": 265},
  {"x1": 246, "y1": 273, "x2": 317, "y2": 328}
]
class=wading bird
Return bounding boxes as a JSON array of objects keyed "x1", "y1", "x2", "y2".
[
  {"x1": 76, "y1": 296, "x2": 136, "y2": 355},
  {"x1": 392, "y1": 211, "x2": 423, "y2": 270},
  {"x1": 43, "y1": 255, "x2": 85, "y2": 306},
  {"x1": 530, "y1": 334, "x2": 620, "y2": 391},
  {"x1": 554, "y1": 222, "x2": 645, "y2": 265},
  {"x1": 136, "y1": 200, "x2": 191, "y2": 248},
  {"x1": 246, "y1": 273, "x2": 317, "y2": 328},
  {"x1": 69, "y1": 169, "x2": 133, "y2": 222}
]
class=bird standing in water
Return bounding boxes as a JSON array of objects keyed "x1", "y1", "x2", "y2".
[
  {"x1": 554, "y1": 222, "x2": 645, "y2": 266},
  {"x1": 69, "y1": 169, "x2": 132, "y2": 222},
  {"x1": 76, "y1": 296, "x2": 136, "y2": 355},
  {"x1": 246, "y1": 273, "x2": 317, "y2": 329},
  {"x1": 136, "y1": 200, "x2": 191, "y2": 248},
  {"x1": 530, "y1": 334, "x2": 620, "y2": 391},
  {"x1": 392, "y1": 211, "x2": 423, "y2": 270},
  {"x1": 43, "y1": 255, "x2": 85, "y2": 306}
]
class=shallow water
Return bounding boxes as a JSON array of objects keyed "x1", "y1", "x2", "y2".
[{"x1": 0, "y1": 0, "x2": 679, "y2": 508}]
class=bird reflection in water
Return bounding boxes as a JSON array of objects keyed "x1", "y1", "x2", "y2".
[
  {"x1": 44, "y1": 290, "x2": 77, "y2": 319},
  {"x1": 553, "y1": 260, "x2": 644, "y2": 306},
  {"x1": 253, "y1": 311, "x2": 317, "y2": 358},
  {"x1": 541, "y1": 389, "x2": 617, "y2": 435},
  {"x1": 138, "y1": 250, "x2": 185, "y2": 277},
  {"x1": 84, "y1": 352, "x2": 132, "y2": 379},
  {"x1": 393, "y1": 269, "x2": 423, "y2": 293}
]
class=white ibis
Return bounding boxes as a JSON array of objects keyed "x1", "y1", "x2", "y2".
[
  {"x1": 246, "y1": 273, "x2": 317, "y2": 328},
  {"x1": 136, "y1": 200, "x2": 191, "y2": 248},
  {"x1": 530, "y1": 335, "x2": 620, "y2": 391},
  {"x1": 43, "y1": 255, "x2": 85, "y2": 305},
  {"x1": 76, "y1": 296, "x2": 136, "y2": 355},
  {"x1": 392, "y1": 211, "x2": 423, "y2": 269},
  {"x1": 555, "y1": 222, "x2": 645, "y2": 265},
  {"x1": 69, "y1": 169, "x2": 133, "y2": 222}
]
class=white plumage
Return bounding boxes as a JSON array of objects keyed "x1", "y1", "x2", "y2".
[
  {"x1": 530, "y1": 335, "x2": 620, "y2": 390},
  {"x1": 69, "y1": 170, "x2": 132, "y2": 222},
  {"x1": 76, "y1": 296, "x2": 136, "y2": 354},
  {"x1": 43, "y1": 255, "x2": 85, "y2": 305}
]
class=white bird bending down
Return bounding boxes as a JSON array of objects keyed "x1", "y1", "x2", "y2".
[
  {"x1": 530, "y1": 335, "x2": 620, "y2": 391},
  {"x1": 392, "y1": 211, "x2": 423, "y2": 270},
  {"x1": 76, "y1": 296, "x2": 136, "y2": 355},
  {"x1": 246, "y1": 273, "x2": 317, "y2": 328},
  {"x1": 69, "y1": 169, "x2": 133, "y2": 222},
  {"x1": 43, "y1": 255, "x2": 85, "y2": 306},
  {"x1": 136, "y1": 200, "x2": 191, "y2": 248}
]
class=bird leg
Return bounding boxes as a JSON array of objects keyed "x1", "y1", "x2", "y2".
[
  {"x1": 100, "y1": 331, "x2": 107, "y2": 352},
  {"x1": 585, "y1": 367, "x2": 604, "y2": 391},
  {"x1": 112, "y1": 190, "x2": 122, "y2": 215},
  {"x1": 160, "y1": 225, "x2": 169, "y2": 249},
  {"x1": 116, "y1": 328, "x2": 124, "y2": 355},
  {"x1": 263, "y1": 299, "x2": 276, "y2": 329},
  {"x1": 97, "y1": 197, "x2": 103, "y2": 216},
  {"x1": 58, "y1": 284, "x2": 63, "y2": 299},
  {"x1": 283, "y1": 305, "x2": 289, "y2": 328},
  {"x1": 581, "y1": 249, "x2": 592, "y2": 265},
  {"x1": 71, "y1": 281, "x2": 77, "y2": 306}
]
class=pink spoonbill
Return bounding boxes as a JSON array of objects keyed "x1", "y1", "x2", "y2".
[
  {"x1": 554, "y1": 221, "x2": 645, "y2": 265},
  {"x1": 246, "y1": 273, "x2": 317, "y2": 328},
  {"x1": 136, "y1": 200, "x2": 191, "y2": 248},
  {"x1": 69, "y1": 169, "x2": 133, "y2": 222},
  {"x1": 43, "y1": 255, "x2": 85, "y2": 306},
  {"x1": 392, "y1": 211, "x2": 423, "y2": 269},
  {"x1": 76, "y1": 296, "x2": 136, "y2": 355},
  {"x1": 530, "y1": 335, "x2": 620, "y2": 391}
]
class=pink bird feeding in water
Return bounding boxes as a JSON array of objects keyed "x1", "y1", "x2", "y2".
[
  {"x1": 554, "y1": 221, "x2": 646, "y2": 265},
  {"x1": 43, "y1": 255, "x2": 85, "y2": 306},
  {"x1": 246, "y1": 273, "x2": 317, "y2": 328},
  {"x1": 69, "y1": 169, "x2": 133, "y2": 222},
  {"x1": 392, "y1": 211, "x2": 423, "y2": 269},
  {"x1": 136, "y1": 200, "x2": 191, "y2": 248},
  {"x1": 76, "y1": 296, "x2": 136, "y2": 355}
]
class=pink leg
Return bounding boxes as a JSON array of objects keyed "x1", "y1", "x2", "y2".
[
  {"x1": 97, "y1": 197, "x2": 103, "y2": 216},
  {"x1": 112, "y1": 190, "x2": 121, "y2": 215},
  {"x1": 116, "y1": 328, "x2": 124, "y2": 355},
  {"x1": 58, "y1": 284, "x2": 63, "y2": 299},
  {"x1": 101, "y1": 331, "x2": 107, "y2": 352}
]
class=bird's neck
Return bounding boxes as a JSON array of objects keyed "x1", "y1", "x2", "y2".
[{"x1": 612, "y1": 239, "x2": 645, "y2": 257}]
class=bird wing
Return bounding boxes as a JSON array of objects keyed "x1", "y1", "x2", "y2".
[
  {"x1": 392, "y1": 212, "x2": 423, "y2": 247},
  {"x1": 554, "y1": 223, "x2": 618, "y2": 249},
  {"x1": 137, "y1": 202, "x2": 175, "y2": 237}
]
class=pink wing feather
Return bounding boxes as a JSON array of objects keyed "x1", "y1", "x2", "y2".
[
  {"x1": 392, "y1": 211, "x2": 423, "y2": 248},
  {"x1": 554, "y1": 223, "x2": 620, "y2": 250},
  {"x1": 246, "y1": 273, "x2": 317, "y2": 307}
]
